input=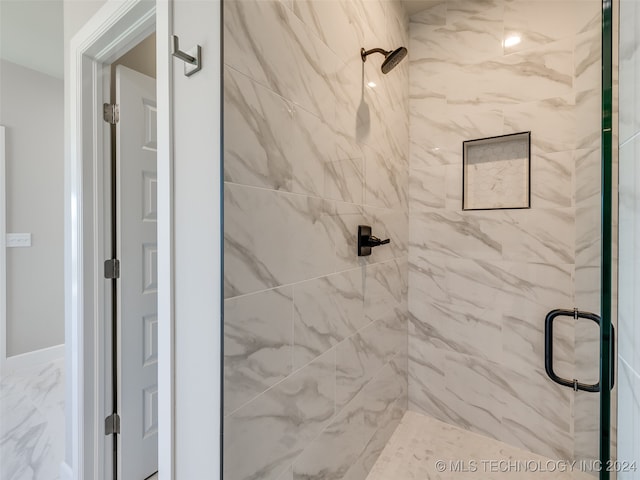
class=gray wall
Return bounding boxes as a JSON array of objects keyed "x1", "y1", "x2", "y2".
[
  {"x1": 618, "y1": 0, "x2": 640, "y2": 473},
  {"x1": 407, "y1": 0, "x2": 603, "y2": 464},
  {"x1": 0, "y1": 59, "x2": 65, "y2": 356},
  {"x1": 222, "y1": 0, "x2": 409, "y2": 479}
]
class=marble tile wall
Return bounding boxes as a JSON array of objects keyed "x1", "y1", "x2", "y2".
[
  {"x1": 617, "y1": 0, "x2": 640, "y2": 476},
  {"x1": 222, "y1": 1, "x2": 409, "y2": 479},
  {"x1": 0, "y1": 359, "x2": 65, "y2": 480},
  {"x1": 408, "y1": 0, "x2": 603, "y2": 464}
]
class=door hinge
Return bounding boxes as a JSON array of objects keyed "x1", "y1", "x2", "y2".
[
  {"x1": 103, "y1": 103, "x2": 119, "y2": 124},
  {"x1": 105, "y1": 412, "x2": 120, "y2": 435},
  {"x1": 104, "y1": 259, "x2": 120, "y2": 279}
]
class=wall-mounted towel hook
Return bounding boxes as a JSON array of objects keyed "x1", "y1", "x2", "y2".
[{"x1": 172, "y1": 35, "x2": 202, "y2": 77}]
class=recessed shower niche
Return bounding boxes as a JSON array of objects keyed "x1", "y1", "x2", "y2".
[{"x1": 462, "y1": 131, "x2": 531, "y2": 211}]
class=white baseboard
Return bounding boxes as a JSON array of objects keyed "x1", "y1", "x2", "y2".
[
  {"x1": 59, "y1": 461, "x2": 73, "y2": 480},
  {"x1": 1, "y1": 343, "x2": 64, "y2": 375}
]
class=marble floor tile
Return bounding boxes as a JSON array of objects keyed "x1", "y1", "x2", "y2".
[
  {"x1": 0, "y1": 358, "x2": 65, "y2": 480},
  {"x1": 366, "y1": 411, "x2": 595, "y2": 480}
]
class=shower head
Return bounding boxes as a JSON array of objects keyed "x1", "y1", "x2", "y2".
[
  {"x1": 361, "y1": 46, "x2": 408, "y2": 74},
  {"x1": 381, "y1": 47, "x2": 408, "y2": 73}
]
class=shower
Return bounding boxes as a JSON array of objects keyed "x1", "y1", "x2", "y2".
[
  {"x1": 361, "y1": 46, "x2": 408, "y2": 74},
  {"x1": 222, "y1": 0, "x2": 620, "y2": 479}
]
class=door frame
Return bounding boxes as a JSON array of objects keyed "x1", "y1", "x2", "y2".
[{"x1": 65, "y1": 1, "x2": 174, "y2": 479}]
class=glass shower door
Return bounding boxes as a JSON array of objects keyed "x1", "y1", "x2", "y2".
[
  {"x1": 542, "y1": 1, "x2": 615, "y2": 477},
  {"x1": 599, "y1": 1, "x2": 615, "y2": 478}
]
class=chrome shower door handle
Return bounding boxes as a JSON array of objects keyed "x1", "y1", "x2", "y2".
[{"x1": 544, "y1": 308, "x2": 615, "y2": 392}]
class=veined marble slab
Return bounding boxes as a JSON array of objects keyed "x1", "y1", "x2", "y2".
[
  {"x1": 0, "y1": 358, "x2": 64, "y2": 480},
  {"x1": 366, "y1": 411, "x2": 596, "y2": 480}
]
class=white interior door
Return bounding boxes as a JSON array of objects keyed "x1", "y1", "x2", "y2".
[{"x1": 116, "y1": 65, "x2": 158, "y2": 480}]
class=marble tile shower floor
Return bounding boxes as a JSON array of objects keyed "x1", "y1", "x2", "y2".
[{"x1": 366, "y1": 411, "x2": 594, "y2": 480}]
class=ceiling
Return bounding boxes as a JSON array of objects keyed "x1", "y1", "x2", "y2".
[{"x1": 0, "y1": 0, "x2": 64, "y2": 79}]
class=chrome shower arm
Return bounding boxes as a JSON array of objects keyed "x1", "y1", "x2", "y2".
[{"x1": 360, "y1": 48, "x2": 390, "y2": 62}]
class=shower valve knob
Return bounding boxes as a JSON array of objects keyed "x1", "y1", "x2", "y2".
[{"x1": 358, "y1": 225, "x2": 391, "y2": 256}]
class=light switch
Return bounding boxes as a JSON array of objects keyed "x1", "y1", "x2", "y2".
[{"x1": 6, "y1": 233, "x2": 32, "y2": 248}]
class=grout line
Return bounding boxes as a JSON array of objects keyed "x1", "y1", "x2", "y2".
[
  {"x1": 224, "y1": 61, "x2": 409, "y2": 159},
  {"x1": 224, "y1": 294, "x2": 407, "y2": 419},
  {"x1": 334, "y1": 347, "x2": 337, "y2": 417},
  {"x1": 223, "y1": 63, "x2": 328, "y2": 124},
  {"x1": 291, "y1": 283, "x2": 296, "y2": 375},
  {"x1": 619, "y1": 355, "x2": 640, "y2": 381},
  {"x1": 619, "y1": 128, "x2": 640, "y2": 149},
  {"x1": 224, "y1": 180, "x2": 410, "y2": 214},
  {"x1": 225, "y1": 345, "x2": 337, "y2": 418},
  {"x1": 224, "y1": 255, "x2": 408, "y2": 302}
]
